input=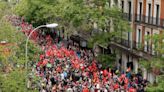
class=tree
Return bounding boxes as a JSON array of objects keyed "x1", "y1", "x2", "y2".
[
  {"x1": 0, "y1": 68, "x2": 38, "y2": 92},
  {"x1": 0, "y1": 1, "x2": 10, "y2": 19},
  {"x1": 140, "y1": 33, "x2": 164, "y2": 73},
  {"x1": 0, "y1": 2, "x2": 42, "y2": 91},
  {"x1": 14, "y1": 0, "x2": 58, "y2": 27},
  {"x1": 96, "y1": 54, "x2": 116, "y2": 69},
  {"x1": 146, "y1": 75, "x2": 164, "y2": 91},
  {"x1": 15, "y1": 0, "x2": 130, "y2": 37},
  {"x1": 139, "y1": 33, "x2": 164, "y2": 91},
  {"x1": 88, "y1": 6, "x2": 131, "y2": 48}
]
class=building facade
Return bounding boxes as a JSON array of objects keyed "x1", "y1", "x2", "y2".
[{"x1": 108, "y1": 0, "x2": 164, "y2": 83}]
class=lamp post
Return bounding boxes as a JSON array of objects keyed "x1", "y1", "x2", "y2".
[{"x1": 25, "y1": 23, "x2": 58, "y2": 89}]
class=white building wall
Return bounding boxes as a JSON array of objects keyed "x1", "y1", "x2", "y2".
[
  {"x1": 146, "y1": 0, "x2": 153, "y2": 23},
  {"x1": 117, "y1": 0, "x2": 122, "y2": 8},
  {"x1": 111, "y1": 0, "x2": 115, "y2": 7},
  {"x1": 123, "y1": 0, "x2": 133, "y2": 14},
  {"x1": 136, "y1": 0, "x2": 144, "y2": 20},
  {"x1": 153, "y1": 0, "x2": 161, "y2": 25},
  {"x1": 123, "y1": 0, "x2": 127, "y2": 13},
  {"x1": 142, "y1": 68, "x2": 147, "y2": 79},
  {"x1": 116, "y1": 52, "x2": 121, "y2": 70},
  {"x1": 133, "y1": 58, "x2": 139, "y2": 73},
  {"x1": 153, "y1": 0, "x2": 161, "y2": 17},
  {"x1": 147, "y1": 72, "x2": 155, "y2": 84},
  {"x1": 122, "y1": 53, "x2": 128, "y2": 71}
]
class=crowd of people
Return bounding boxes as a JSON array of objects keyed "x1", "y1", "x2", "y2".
[
  {"x1": 7, "y1": 15, "x2": 148, "y2": 92},
  {"x1": 28, "y1": 36, "x2": 148, "y2": 92},
  {"x1": 6, "y1": 15, "x2": 40, "y2": 41}
]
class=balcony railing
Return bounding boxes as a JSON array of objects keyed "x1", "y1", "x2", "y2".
[
  {"x1": 132, "y1": 41, "x2": 153, "y2": 54},
  {"x1": 135, "y1": 14, "x2": 164, "y2": 28},
  {"x1": 123, "y1": 13, "x2": 132, "y2": 21},
  {"x1": 112, "y1": 37, "x2": 154, "y2": 55},
  {"x1": 112, "y1": 37, "x2": 131, "y2": 48}
]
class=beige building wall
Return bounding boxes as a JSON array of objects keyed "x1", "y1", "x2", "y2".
[
  {"x1": 133, "y1": 58, "x2": 139, "y2": 73},
  {"x1": 112, "y1": 0, "x2": 164, "y2": 83}
]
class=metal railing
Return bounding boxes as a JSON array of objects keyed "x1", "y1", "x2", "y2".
[
  {"x1": 123, "y1": 13, "x2": 132, "y2": 21},
  {"x1": 112, "y1": 37, "x2": 131, "y2": 48},
  {"x1": 132, "y1": 41, "x2": 153, "y2": 53},
  {"x1": 135, "y1": 14, "x2": 164, "y2": 28},
  {"x1": 112, "y1": 37, "x2": 154, "y2": 55}
]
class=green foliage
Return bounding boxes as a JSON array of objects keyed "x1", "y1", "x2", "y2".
[
  {"x1": 0, "y1": 18, "x2": 41, "y2": 65},
  {"x1": 139, "y1": 58, "x2": 164, "y2": 71},
  {"x1": 0, "y1": 2, "x2": 42, "y2": 90},
  {"x1": 139, "y1": 59, "x2": 152, "y2": 71},
  {"x1": 146, "y1": 75, "x2": 164, "y2": 91},
  {"x1": 12, "y1": 40, "x2": 42, "y2": 65},
  {"x1": 139, "y1": 58, "x2": 164, "y2": 91},
  {"x1": 142, "y1": 33, "x2": 164, "y2": 91},
  {"x1": 152, "y1": 33, "x2": 164, "y2": 55},
  {"x1": 0, "y1": 68, "x2": 26, "y2": 92},
  {"x1": 88, "y1": 32, "x2": 111, "y2": 48},
  {"x1": 14, "y1": 0, "x2": 57, "y2": 26},
  {"x1": 15, "y1": 0, "x2": 130, "y2": 36},
  {"x1": 88, "y1": 6, "x2": 131, "y2": 48},
  {"x1": 0, "y1": 68, "x2": 38, "y2": 92},
  {"x1": 96, "y1": 54, "x2": 116, "y2": 69},
  {"x1": 0, "y1": 1, "x2": 10, "y2": 19},
  {"x1": 0, "y1": 19, "x2": 19, "y2": 43}
]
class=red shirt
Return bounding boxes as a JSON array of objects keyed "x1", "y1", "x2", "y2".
[
  {"x1": 129, "y1": 87, "x2": 136, "y2": 92},
  {"x1": 82, "y1": 87, "x2": 89, "y2": 92},
  {"x1": 103, "y1": 69, "x2": 108, "y2": 76},
  {"x1": 113, "y1": 83, "x2": 119, "y2": 90}
]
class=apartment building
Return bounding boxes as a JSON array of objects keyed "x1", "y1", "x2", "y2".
[{"x1": 108, "y1": 0, "x2": 164, "y2": 83}]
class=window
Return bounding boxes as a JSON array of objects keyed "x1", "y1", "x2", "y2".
[
  {"x1": 147, "y1": 31, "x2": 150, "y2": 52},
  {"x1": 148, "y1": 4, "x2": 151, "y2": 23},
  {"x1": 128, "y1": 32, "x2": 130, "y2": 47},
  {"x1": 138, "y1": 29, "x2": 141, "y2": 44},
  {"x1": 139, "y1": 2, "x2": 142, "y2": 21},
  {"x1": 122, "y1": 1, "x2": 124, "y2": 12},
  {"x1": 138, "y1": 29, "x2": 142, "y2": 48},
  {"x1": 156, "y1": 4, "x2": 159, "y2": 25},
  {"x1": 128, "y1": 1, "x2": 131, "y2": 21}
]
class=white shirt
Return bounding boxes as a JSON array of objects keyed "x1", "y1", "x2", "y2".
[
  {"x1": 61, "y1": 73, "x2": 65, "y2": 80},
  {"x1": 67, "y1": 88, "x2": 73, "y2": 92}
]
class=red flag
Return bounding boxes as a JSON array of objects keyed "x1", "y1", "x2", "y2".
[
  {"x1": 103, "y1": 69, "x2": 108, "y2": 76},
  {"x1": 46, "y1": 50, "x2": 51, "y2": 57},
  {"x1": 40, "y1": 54, "x2": 44, "y2": 60},
  {"x1": 113, "y1": 83, "x2": 119, "y2": 90},
  {"x1": 129, "y1": 87, "x2": 136, "y2": 92},
  {"x1": 42, "y1": 59, "x2": 48, "y2": 66},
  {"x1": 124, "y1": 78, "x2": 129, "y2": 84},
  {"x1": 37, "y1": 61, "x2": 42, "y2": 66}
]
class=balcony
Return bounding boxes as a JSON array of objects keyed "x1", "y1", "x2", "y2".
[
  {"x1": 110, "y1": 37, "x2": 153, "y2": 60},
  {"x1": 132, "y1": 41, "x2": 153, "y2": 54},
  {"x1": 135, "y1": 14, "x2": 164, "y2": 28},
  {"x1": 123, "y1": 13, "x2": 132, "y2": 21},
  {"x1": 112, "y1": 37, "x2": 131, "y2": 48}
]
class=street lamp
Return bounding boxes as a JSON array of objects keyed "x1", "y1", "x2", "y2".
[{"x1": 25, "y1": 23, "x2": 58, "y2": 89}]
